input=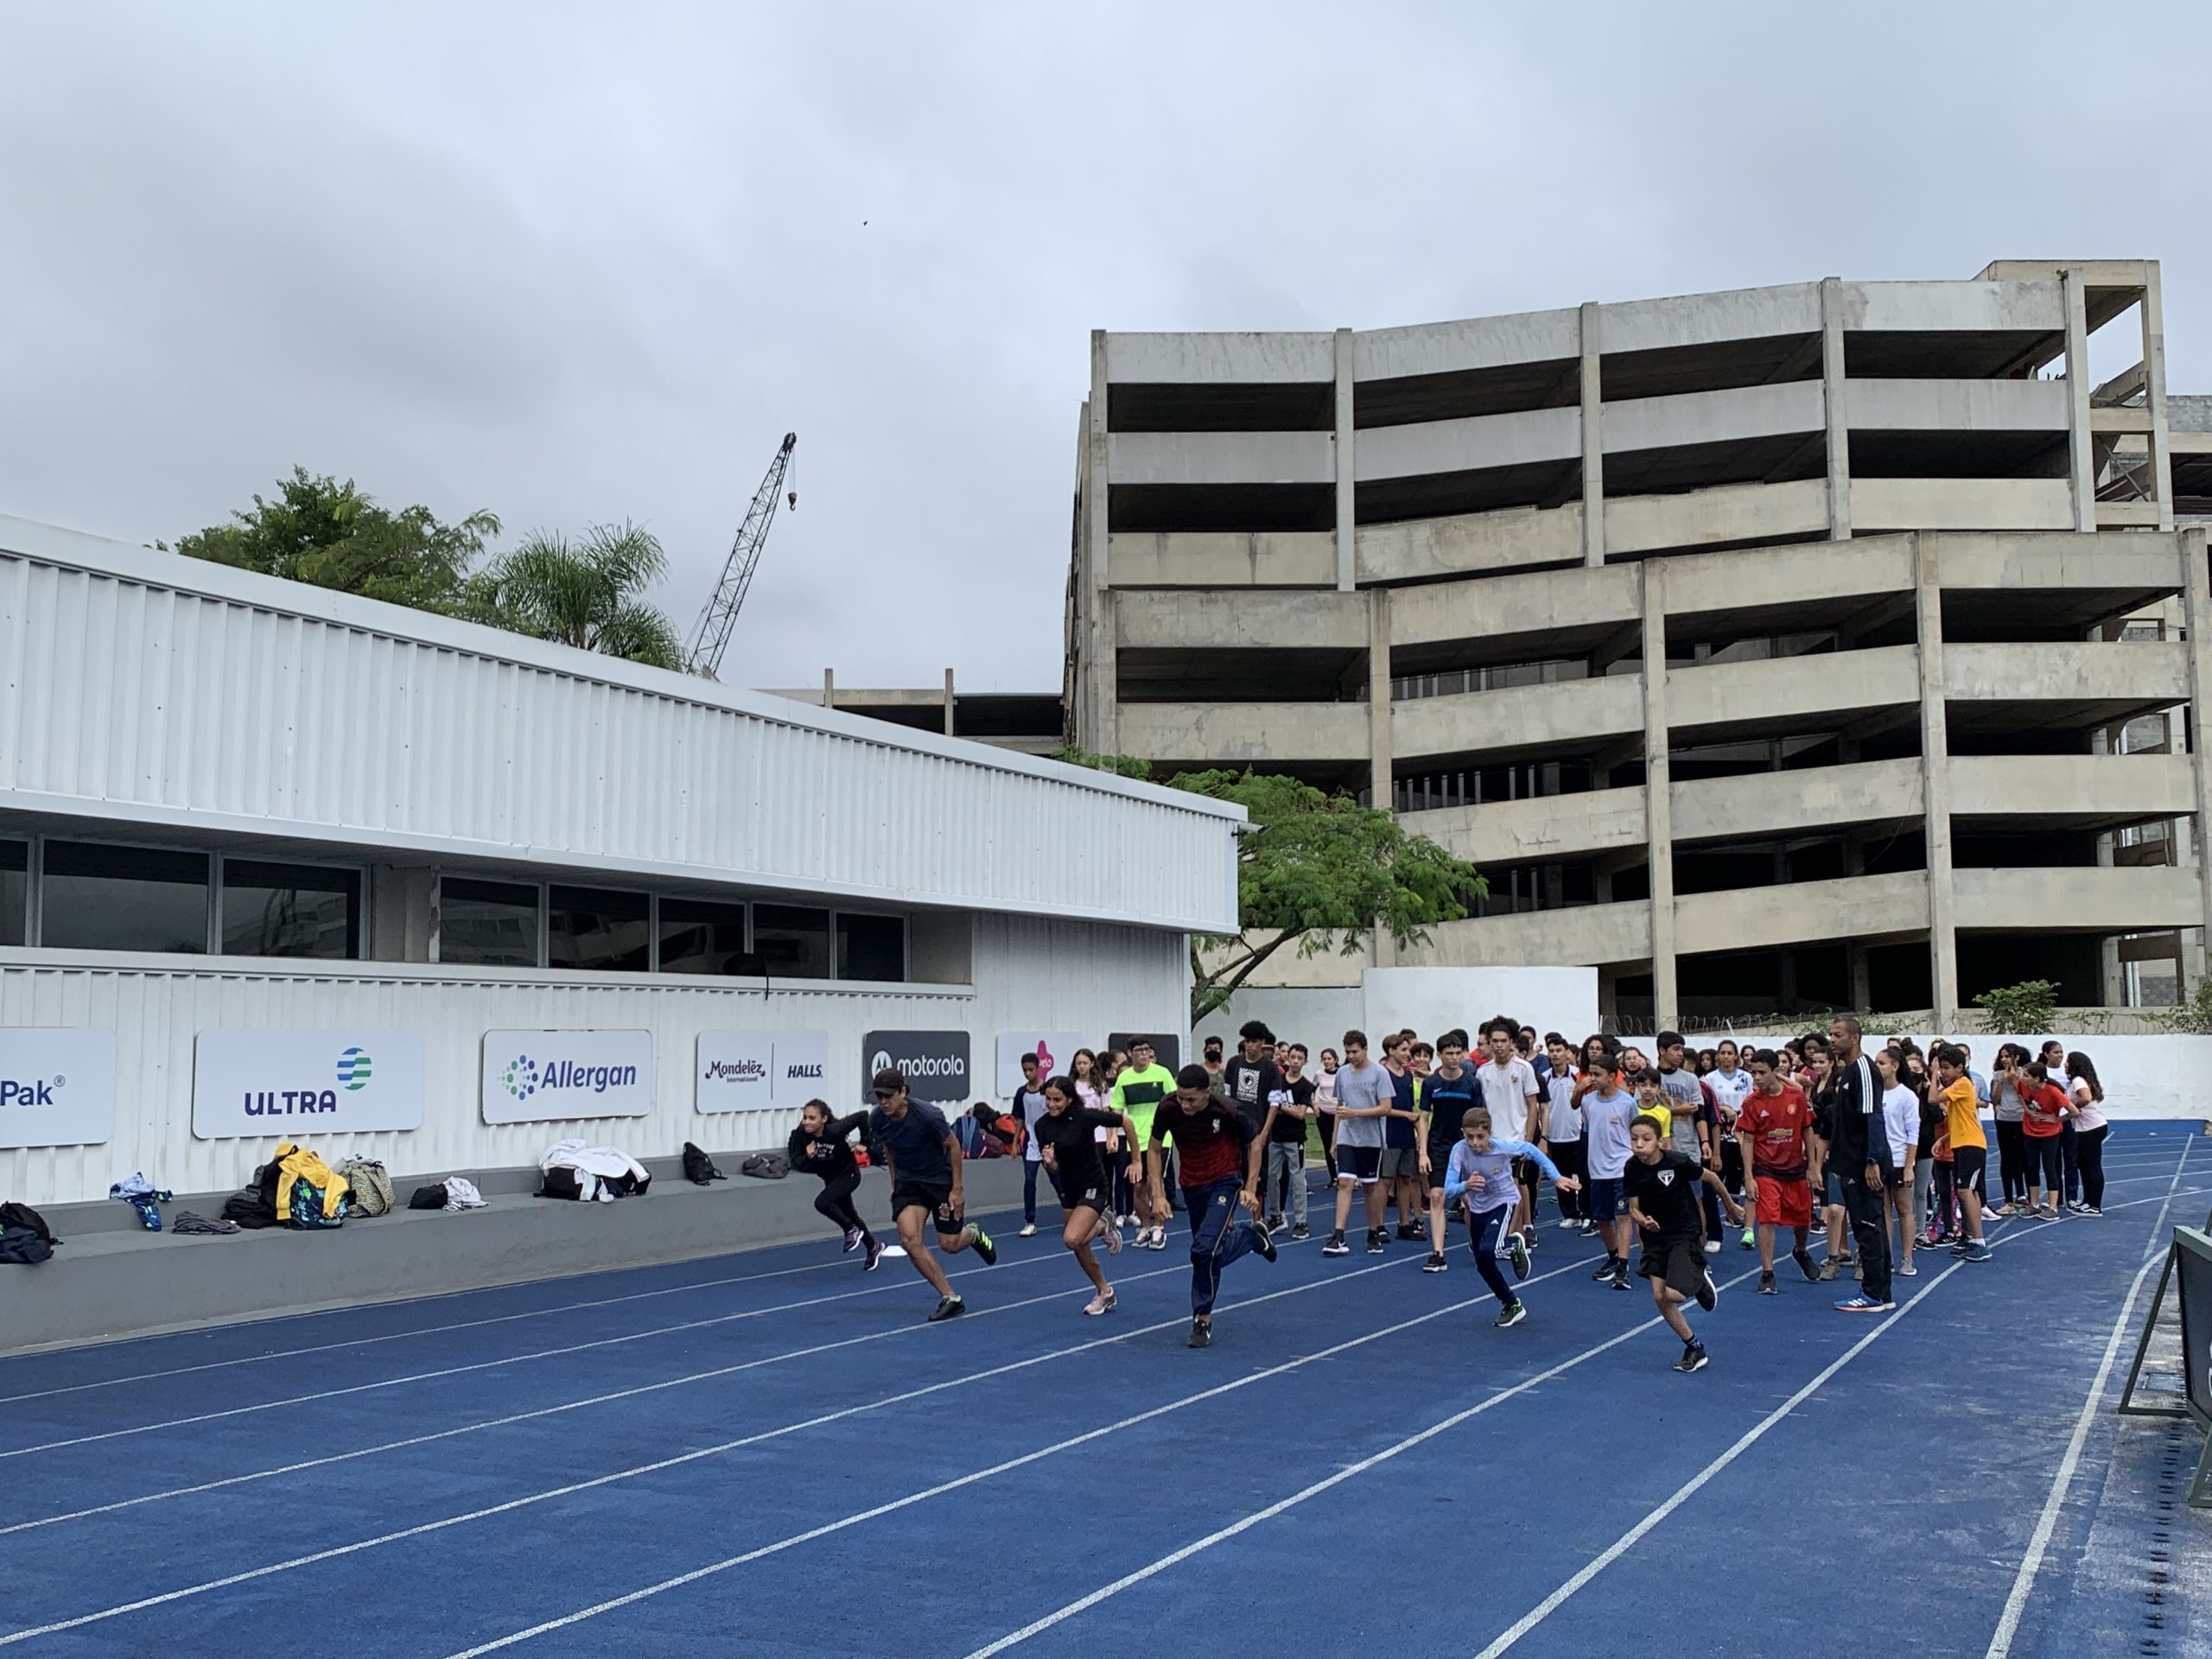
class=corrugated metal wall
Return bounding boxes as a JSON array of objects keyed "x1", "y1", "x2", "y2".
[
  {"x1": 0, "y1": 531, "x2": 1239, "y2": 931},
  {"x1": 0, "y1": 912, "x2": 1188, "y2": 1206}
]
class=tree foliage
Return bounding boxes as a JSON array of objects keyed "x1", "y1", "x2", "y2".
[
  {"x1": 1052, "y1": 753, "x2": 1485, "y2": 1022},
  {"x1": 167, "y1": 466, "x2": 499, "y2": 613},
  {"x1": 461, "y1": 522, "x2": 686, "y2": 671},
  {"x1": 1971, "y1": 978, "x2": 2060, "y2": 1035}
]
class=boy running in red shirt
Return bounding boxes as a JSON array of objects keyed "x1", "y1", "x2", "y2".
[{"x1": 1735, "y1": 1048, "x2": 1821, "y2": 1294}]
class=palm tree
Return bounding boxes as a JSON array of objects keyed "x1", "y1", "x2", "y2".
[{"x1": 465, "y1": 522, "x2": 687, "y2": 671}]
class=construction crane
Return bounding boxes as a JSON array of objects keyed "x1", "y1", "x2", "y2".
[{"x1": 686, "y1": 431, "x2": 798, "y2": 679}]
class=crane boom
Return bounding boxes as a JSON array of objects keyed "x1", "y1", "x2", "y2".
[{"x1": 687, "y1": 431, "x2": 797, "y2": 678}]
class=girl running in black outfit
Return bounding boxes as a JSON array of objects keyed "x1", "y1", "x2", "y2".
[
  {"x1": 788, "y1": 1098, "x2": 883, "y2": 1269},
  {"x1": 1030, "y1": 1074, "x2": 1139, "y2": 1315}
]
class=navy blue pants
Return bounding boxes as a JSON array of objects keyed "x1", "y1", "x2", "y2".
[
  {"x1": 1183, "y1": 1178, "x2": 1259, "y2": 1317},
  {"x1": 1467, "y1": 1204, "x2": 1516, "y2": 1305},
  {"x1": 1023, "y1": 1160, "x2": 1061, "y2": 1223}
]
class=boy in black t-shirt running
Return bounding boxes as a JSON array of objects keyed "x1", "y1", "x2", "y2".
[{"x1": 1624, "y1": 1116, "x2": 1743, "y2": 1372}]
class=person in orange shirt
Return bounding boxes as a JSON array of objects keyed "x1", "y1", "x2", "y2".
[
  {"x1": 1930, "y1": 1043, "x2": 1991, "y2": 1261},
  {"x1": 2017, "y1": 1060, "x2": 2072, "y2": 1220}
]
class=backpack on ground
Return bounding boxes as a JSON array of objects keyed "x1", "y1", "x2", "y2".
[
  {"x1": 682, "y1": 1142, "x2": 728, "y2": 1185},
  {"x1": 0, "y1": 1201, "x2": 57, "y2": 1265},
  {"x1": 739, "y1": 1154, "x2": 790, "y2": 1180},
  {"x1": 340, "y1": 1159, "x2": 396, "y2": 1217},
  {"x1": 408, "y1": 1183, "x2": 448, "y2": 1211}
]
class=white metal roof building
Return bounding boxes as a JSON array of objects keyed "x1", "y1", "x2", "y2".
[{"x1": 0, "y1": 515, "x2": 1243, "y2": 1206}]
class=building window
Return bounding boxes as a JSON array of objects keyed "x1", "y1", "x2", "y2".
[
  {"x1": 548, "y1": 885, "x2": 651, "y2": 971},
  {"x1": 753, "y1": 902, "x2": 832, "y2": 979},
  {"x1": 0, "y1": 839, "x2": 25, "y2": 946},
  {"x1": 41, "y1": 841, "x2": 210, "y2": 954},
  {"x1": 222, "y1": 858, "x2": 360, "y2": 959},
  {"x1": 440, "y1": 877, "x2": 541, "y2": 967},
  {"x1": 658, "y1": 897, "x2": 750, "y2": 976},
  {"x1": 836, "y1": 912, "x2": 906, "y2": 982}
]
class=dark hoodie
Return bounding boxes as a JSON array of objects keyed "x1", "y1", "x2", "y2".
[{"x1": 787, "y1": 1110, "x2": 870, "y2": 1183}]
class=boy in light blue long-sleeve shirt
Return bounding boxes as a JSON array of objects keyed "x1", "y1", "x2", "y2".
[{"x1": 1445, "y1": 1106, "x2": 1580, "y2": 1327}]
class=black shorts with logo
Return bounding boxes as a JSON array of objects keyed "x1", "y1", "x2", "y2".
[
  {"x1": 1638, "y1": 1234, "x2": 1708, "y2": 1299},
  {"x1": 1059, "y1": 1178, "x2": 1110, "y2": 1215},
  {"x1": 890, "y1": 1178, "x2": 963, "y2": 1233}
]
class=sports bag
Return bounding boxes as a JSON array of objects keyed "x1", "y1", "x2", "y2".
[
  {"x1": 340, "y1": 1158, "x2": 396, "y2": 1217},
  {"x1": 739, "y1": 1153, "x2": 790, "y2": 1180},
  {"x1": 683, "y1": 1142, "x2": 728, "y2": 1185}
]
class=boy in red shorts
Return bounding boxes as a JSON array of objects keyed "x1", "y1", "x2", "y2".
[{"x1": 1736, "y1": 1047, "x2": 1821, "y2": 1294}]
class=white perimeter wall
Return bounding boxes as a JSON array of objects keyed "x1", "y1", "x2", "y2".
[
  {"x1": 1198, "y1": 966, "x2": 1600, "y2": 1058},
  {"x1": 1686, "y1": 1029, "x2": 2212, "y2": 1122},
  {"x1": 0, "y1": 913, "x2": 1187, "y2": 1208}
]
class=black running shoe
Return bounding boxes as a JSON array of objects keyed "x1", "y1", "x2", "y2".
[
  {"x1": 1291, "y1": 1223, "x2": 1310, "y2": 1241},
  {"x1": 1366, "y1": 1229, "x2": 1387, "y2": 1254},
  {"x1": 1592, "y1": 1257, "x2": 1621, "y2": 1282},
  {"x1": 1321, "y1": 1230, "x2": 1350, "y2": 1256},
  {"x1": 864, "y1": 1238, "x2": 884, "y2": 1273},
  {"x1": 1793, "y1": 1246, "x2": 1820, "y2": 1282},
  {"x1": 1493, "y1": 1300, "x2": 1527, "y2": 1328},
  {"x1": 842, "y1": 1227, "x2": 861, "y2": 1255},
  {"x1": 1695, "y1": 1268, "x2": 1717, "y2": 1313},
  {"x1": 1758, "y1": 1270, "x2": 1776, "y2": 1294},
  {"x1": 1187, "y1": 1318, "x2": 1211, "y2": 1349},
  {"x1": 1675, "y1": 1339, "x2": 1707, "y2": 1374},
  {"x1": 1507, "y1": 1232, "x2": 1529, "y2": 1280},
  {"x1": 1611, "y1": 1267, "x2": 1630, "y2": 1291},
  {"x1": 1253, "y1": 1218, "x2": 1277, "y2": 1262},
  {"x1": 1423, "y1": 1251, "x2": 1447, "y2": 1273},
  {"x1": 1396, "y1": 1223, "x2": 1421, "y2": 1241},
  {"x1": 969, "y1": 1226, "x2": 998, "y2": 1267},
  {"x1": 928, "y1": 1294, "x2": 966, "y2": 1323}
]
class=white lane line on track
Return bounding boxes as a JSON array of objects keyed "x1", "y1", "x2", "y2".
[
  {"x1": 1465, "y1": 1139, "x2": 2196, "y2": 1659},
  {"x1": 0, "y1": 1235, "x2": 1448, "y2": 1645},
  {"x1": 0, "y1": 1219, "x2": 1192, "y2": 1457},
  {"x1": 1982, "y1": 1141, "x2": 2196, "y2": 1659}
]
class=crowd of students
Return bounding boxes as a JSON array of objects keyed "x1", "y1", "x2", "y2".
[{"x1": 782, "y1": 1015, "x2": 2113, "y2": 1371}]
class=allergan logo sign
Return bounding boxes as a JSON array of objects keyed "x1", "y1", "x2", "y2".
[
  {"x1": 505, "y1": 1051, "x2": 637, "y2": 1099},
  {"x1": 337, "y1": 1046, "x2": 372, "y2": 1091},
  {"x1": 502, "y1": 1054, "x2": 542, "y2": 1101}
]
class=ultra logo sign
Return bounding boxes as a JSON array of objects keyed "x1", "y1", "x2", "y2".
[{"x1": 192, "y1": 1030, "x2": 426, "y2": 1141}]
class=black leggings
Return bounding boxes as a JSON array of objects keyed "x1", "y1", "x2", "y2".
[
  {"x1": 1548, "y1": 1139, "x2": 1586, "y2": 1219},
  {"x1": 1994, "y1": 1121, "x2": 2030, "y2": 1205},
  {"x1": 2075, "y1": 1123, "x2": 2107, "y2": 1209},
  {"x1": 812, "y1": 1171, "x2": 870, "y2": 1241},
  {"x1": 2025, "y1": 1135, "x2": 2063, "y2": 1200}
]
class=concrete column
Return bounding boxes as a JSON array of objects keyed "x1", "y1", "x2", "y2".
[
  {"x1": 1820, "y1": 276, "x2": 1853, "y2": 540},
  {"x1": 822, "y1": 667, "x2": 835, "y2": 710},
  {"x1": 1847, "y1": 945, "x2": 1872, "y2": 1013},
  {"x1": 1915, "y1": 534, "x2": 1961, "y2": 1027},
  {"x1": 2062, "y1": 270, "x2": 2097, "y2": 533},
  {"x1": 1580, "y1": 302, "x2": 1605, "y2": 567},
  {"x1": 1368, "y1": 587, "x2": 1393, "y2": 811},
  {"x1": 1086, "y1": 334, "x2": 1118, "y2": 752},
  {"x1": 1641, "y1": 561, "x2": 1677, "y2": 1026},
  {"x1": 1335, "y1": 327, "x2": 1357, "y2": 592},
  {"x1": 2178, "y1": 528, "x2": 2212, "y2": 992},
  {"x1": 2143, "y1": 267, "x2": 2176, "y2": 532},
  {"x1": 943, "y1": 668, "x2": 956, "y2": 736}
]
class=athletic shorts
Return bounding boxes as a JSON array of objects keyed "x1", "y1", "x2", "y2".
[
  {"x1": 1059, "y1": 1179, "x2": 1109, "y2": 1215},
  {"x1": 1513, "y1": 1155, "x2": 1538, "y2": 1194},
  {"x1": 889, "y1": 1179, "x2": 963, "y2": 1234},
  {"x1": 1638, "y1": 1235, "x2": 1708, "y2": 1299},
  {"x1": 1952, "y1": 1145, "x2": 1986, "y2": 1190},
  {"x1": 1753, "y1": 1173, "x2": 1812, "y2": 1229},
  {"x1": 1426, "y1": 1141, "x2": 1458, "y2": 1191},
  {"x1": 1586, "y1": 1175, "x2": 1626, "y2": 1223},
  {"x1": 1822, "y1": 1167, "x2": 1842, "y2": 1210},
  {"x1": 1883, "y1": 1160, "x2": 1909, "y2": 1190},
  {"x1": 1377, "y1": 1146, "x2": 1419, "y2": 1181},
  {"x1": 1336, "y1": 1144, "x2": 1382, "y2": 1185}
]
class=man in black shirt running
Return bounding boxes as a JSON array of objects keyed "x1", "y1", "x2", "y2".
[
  {"x1": 868, "y1": 1067, "x2": 998, "y2": 1322},
  {"x1": 1625, "y1": 1116, "x2": 1743, "y2": 1373}
]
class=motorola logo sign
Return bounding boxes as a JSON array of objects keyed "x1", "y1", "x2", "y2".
[{"x1": 862, "y1": 1030, "x2": 969, "y2": 1103}]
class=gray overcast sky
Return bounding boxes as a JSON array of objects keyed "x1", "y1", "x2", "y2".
[{"x1": 4, "y1": 2, "x2": 2209, "y2": 692}]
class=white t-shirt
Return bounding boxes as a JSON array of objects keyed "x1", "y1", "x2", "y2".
[
  {"x1": 1014, "y1": 1086, "x2": 1051, "y2": 1163},
  {"x1": 1582, "y1": 1087, "x2": 1639, "y2": 1179},
  {"x1": 1077, "y1": 1077, "x2": 1113, "y2": 1143},
  {"x1": 1880, "y1": 1085, "x2": 1918, "y2": 1168},
  {"x1": 1313, "y1": 1069, "x2": 1339, "y2": 1112},
  {"x1": 1477, "y1": 1058, "x2": 1540, "y2": 1139},
  {"x1": 2069, "y1": 1079, "x2": 2107, "y2": 1133},
  {"x1": 1705, "y1": 1067, "x2": 1753, "y2": 1127},
  {"x1": 1543, "y1": 1072, "x2": 1581, "y2": 1143}
]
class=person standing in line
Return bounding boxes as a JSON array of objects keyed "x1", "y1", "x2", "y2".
[
  {"x1": 1442, "y1": 1106, "x2": 1581, "y2": 1329},
  {"x1": 868, "y1": 1068, "x2": 998, "y2": 1323},
  {"x1": 2037, "y1": 1039, "x2": 2080, "y2": 1206},
  {"x1": 1476, "y1": 1020, "x2": 1543, "y2": 1250},
  {"x1": 1989, "y1": 1043, "x2": 2033, "y2": 1215},
  {"x1": 1144, "y1": 1065, "x2": 1277, "y2": 1348},
  {"x1": 1109, "y1": 1039, "x2": 1177, "y2": 1249},
  {"x1": 1313, "y1": 1046, "x2": 1341, "y2": 1185},
  {"x1": 787, "y1": 1097, "x2": 884, "y2": 1271},
  {"x1": 2018, "y1": 1061, "x2": 2072, "y2": 1219},
  {"x1": 1874, "y1": 1046, "x2": 1921, "y2": 1277},
  {"x1": 1812, "y1": 1016, "x2": 1896, "y2": 1314},
  {"x1": 1734, "y1": 1049, "x2": 1821, "y2": 1293},
  {"x1": 1221, "y1": 1020, "x2": 1285, "y2": 1167},
  {"x1": 2064, "y1": 1052, "x2": 2107, "y2": 1216},
  {"x1": 1083, "y1": 1048, "x2": 1133, "y2": 1227},
  {"x1": 1030, "y1": 1074, "x2": 1139, "y2": 1315},
  {"x1": 1929, "y1": 1043, "x2": 1992, "y2": 1262},
  {"x1": 1322, "y1": 1031, "x2": 1394, "y2": 1255},
  {"x1": 1580, "y1": 1052, "x2": 1643, "y2": 1290},
  {"x1": 1704, "y1": 1039, "x2": 1755, "y2": 1249},
  {"x1": 1418, "y1": 1029, "x2": 1481, "y2": 1272},
  {"x1": 1011, "y1": 1052, "x2": 1055, "y2": 1238},
  {"x1": 1262, "y1": 1044, "x2": 1316, "y2": 1238},
  {"x1": 1540, "y1": 1033, "x2": 1585, "y2": 1230},
  {"x1": 1201, "y1": 1034, "x2": 1229, "y2": 1098},
  {"x1": 1376, "y1": 1033, "x2": 1426, "y2": 1243},
  {"x1": 1624, "y1": 1116, "x2": 1743, "y2": 1373}
]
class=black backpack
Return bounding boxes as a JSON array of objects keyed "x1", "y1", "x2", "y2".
[
  {"x1": 0, "y1": 1201, "x2": 56, "y2": 1265},
  {"x1": 683, "y1": 1142, "x2": 728, "y2": 1185}
]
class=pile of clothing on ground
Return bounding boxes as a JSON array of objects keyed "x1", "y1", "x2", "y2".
[
  {"x1": 0, "y1": 1200, "x2": 57, "y2": 1264},
  {"x1": 220, "y1": 1141, "x2": 353, "y2": 1230},
  {"x1": 538, "y1": 1140, "x2": 652, "y2": 1202}
]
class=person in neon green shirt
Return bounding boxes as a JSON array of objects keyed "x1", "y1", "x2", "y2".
[{"x1": 1109, "y1": 1038, "x2": 1178, "y2": 1249}]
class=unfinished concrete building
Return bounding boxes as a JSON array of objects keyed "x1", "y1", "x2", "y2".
[{"x1": 1066, "y1": 261, "x2": 2211, "y2": 1026}]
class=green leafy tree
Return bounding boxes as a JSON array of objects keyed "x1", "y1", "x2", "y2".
[
  {"x1": 461, "y1": 522, "x2": 687, "y2": 671},
  {"x1": 166, "y1": 467, "x2": 499, "y2": 613},
  {"x1": 1053, "y1": 753, "x2": 1485, "y2": 1022},
  {"x1": 1972, "y1": 978, "x2": 2060, "y2": 1035}
]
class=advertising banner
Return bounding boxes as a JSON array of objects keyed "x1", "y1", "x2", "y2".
[
  {"x1": 696, "y1": 1029, "x2": 831, "y2": 1113},
  {"x1": 481, "y1": 1029, "x2": 653, "y2": 1124},
  {"x1": 861, "y1": 1029, "x2": 970, "y2": 1106},
  {"x1": 192, "y1": 1029, "x2": 425, "y2": 1140},
  {"x1": 0, "y1": 1028, "x2": 117, "y2": 1149},
  {"x1": 994, "y1": 1031, "x2": 1084, "y2": 1097}
]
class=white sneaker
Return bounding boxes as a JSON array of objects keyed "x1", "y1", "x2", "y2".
[
  {"x1": 1084, "y1": 1288, "x2": 1116, "y2": 1316},
  {"x1": 1556, "y1": 1218, "x2": 1578, "y2": 1229},
  {"x1": 1018, "y1": 1223, "x2": 1037, "y2": 1238}
]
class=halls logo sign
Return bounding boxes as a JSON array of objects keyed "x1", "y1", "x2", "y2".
[
  {"x1": 862, "y1": 1029, "x2": 969, "y2": 1106},
  {"x1": 192, "y1": 1030, "x2": 425, "y2": 1141},
  {"x1": 696, "y1": 1030, "x2": 831, "y2": 1114},
  {"x1": 481, "y1": 1030, "x2": 652, "y2": 1125},
  {"x1": 0, "y1": 1028, "x2": 118, "y2": 1150}
]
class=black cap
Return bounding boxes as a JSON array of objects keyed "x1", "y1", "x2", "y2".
[{"x1": 871, "y1": 1067, "x2": 906, "y2": 1096}]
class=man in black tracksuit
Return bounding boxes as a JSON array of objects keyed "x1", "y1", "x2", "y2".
[{"x1": 1811, "y1": 1014, "x2": 1895, "y2": 1313}]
